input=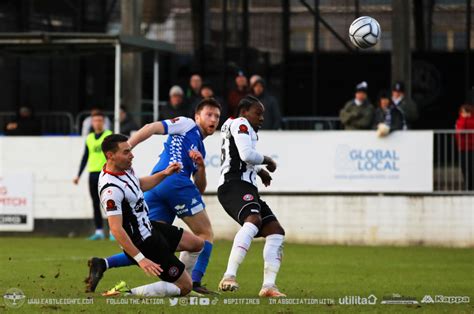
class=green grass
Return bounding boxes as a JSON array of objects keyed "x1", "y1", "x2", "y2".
[{"x1": 0, "y1": 237, "x2": 473, "y2": 313}]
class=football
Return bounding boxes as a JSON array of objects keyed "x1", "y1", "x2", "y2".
[{"x1": 349, "y1": 16, "x2": 381, "y2": 49}]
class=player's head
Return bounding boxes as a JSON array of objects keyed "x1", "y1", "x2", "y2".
[
  {"x1": 91, "y1": 112, "x2": 105, "y2": 133},
  {"x1": 102, "y1": 134, "x2": 134, "y2": 170},
  {"x1": 195, "y1": 98, "x2": 221, "y2": 136},
  {"x1": 237, "y1": 95, "x2": 265, "y2": 131}
]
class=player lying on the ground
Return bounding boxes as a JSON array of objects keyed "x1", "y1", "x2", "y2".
[
  {"x1": 86, "y1": 134, "x2": 204, "y2": 297},
  {"x1": 217, "y1": 95, "x2": 286, "y2": 297},
  {"x1": 86, "y1": 99, "x2": 221, "y2": 294}
]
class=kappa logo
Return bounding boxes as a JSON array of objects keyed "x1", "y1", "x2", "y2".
[
  {"x1": 243, "y1": 194, "x2": 254, "y2": 201},
  {"x1": 421, "y1": 295, "x2": 434, "y2": 304}
]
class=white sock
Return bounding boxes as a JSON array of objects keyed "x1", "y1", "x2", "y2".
[
  {"x1": 95, "y1": 229, "x2": 104, "y2": 235},
  {"x1": 224, "y1": 222, "x2": 259, "y2": 278},
  {"x1": 263, "y1": 234, "x2": 284, "y2": 287},
  {"x1": 179, "y1": 250, "x2": 202, "y2": 276},
  {"x1": 131, "y1": 281, "x2": 181, "y2": 297}
]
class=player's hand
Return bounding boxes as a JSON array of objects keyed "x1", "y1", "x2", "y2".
[
  {"x1": 263, "y1": 156, "x2": 277, "y2": 173},
  {"x1": 164, "y1": 162, "x2": 182, "y2": 176},
  {"x1": 189, "y1": 150, "x2": 205, "y2": 168},
  {"x1": 138, "y1": 258, "x2": 163, "y2": 277},
  {"x1": 73, "y1": 177, "x2": 79, "y2": 185},
  {"x1": 258, "y1": 169, "x2": 272, "y2": 187}
]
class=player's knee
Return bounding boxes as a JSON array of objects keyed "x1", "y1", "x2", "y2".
[
  {"x1": 274, "y1": 225, "x2": 285, "y2": 236},
  {"x1": 245, "y1": 214, "x2": 262, "y2": 230},
  {"x1": 195, "y1": 227, "x2": 214, "y2": 242},
  {"x1": 193, "y1": 237, "x2": 205, "y2": 253}
]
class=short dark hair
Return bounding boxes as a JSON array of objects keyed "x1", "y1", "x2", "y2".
[
  {"x1": 195, "y1": 98, "x2": 222, "y2": 114},
  {"x1": 91, "y1": 112, "x2": 105, "y2": 119},
  {"x1": 237, "y1": 95, "x2": 263, "y2": 116},
  {"x1": 102, "y1": 134, "x2": 129, "y2": 155}
]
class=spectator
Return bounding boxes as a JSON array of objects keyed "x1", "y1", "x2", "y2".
[
  {"x1": 159, "y1": 85, "x2": 193, "y2": 120},
  {"x1": 186, "y1": 74, "x2": 203, "y2": 105},
  {"x1": 339, "y1": 81, "x2": 374, "y2": 130},
  {"x1": 250, "y1": 74, "x2": 262, "y2": 87},
  {"x1": 81, "y1": 106, "x2": 112, "y2": 136},
  {"x1": 373, "y1": 90, "x2": 407, "y2": 137},
  {"x1": 73, "y1": 113, "x2": 113, "y2": 240},
  {"x1": 4, "y1": 106, "x2": 41, "y2": 136},
  {"x1": 455, "y1": 104, "x2": 474, "y2": 190},
  {"x1": 227, "y1": 71, "x2": 249, "y2": 118},
  {"x1": 391, "y1": 81, "x2": 418, "y2": 128},
  {"x1": 119, "y1": 105, "x2": 138, "y2": 136},
  {"x1": 250, "y1": 77, "x2": 281, "y2": 130}
]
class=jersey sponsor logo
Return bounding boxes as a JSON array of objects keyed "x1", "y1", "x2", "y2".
[
  {"x1": 106, "y1": 189, "x2": 113, "y2": 195},
  {"x1": 243, "y1": 194, "x2": 254, "y2": 201},
  {"x1": 106, "y1": 199, "x2": 117, "y2": 211},
  {"x1": 238, "y1": 124, "x2": 249, "y2": 134},
  {"x1": 168, "y1": 266, "x2": 180, "y2": 277}
]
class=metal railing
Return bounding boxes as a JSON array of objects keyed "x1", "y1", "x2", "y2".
[
  {"x1": 281, "y1": 116, "x2": 341, "y2": 130},
  {"x1": 434, "y1": 130, "x2": 474, "y2": 194},
  {"x1": 0, "y1": 111, "x2": 75, "y2": 135}
]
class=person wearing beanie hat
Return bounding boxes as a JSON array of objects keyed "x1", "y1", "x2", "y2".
[
  {"x1": 159, "y1": 85, "x2": 193, "y2": 120},
  {"x1": 250, "y1": 77, "x2": 281, "y2": 130},
  {"x1": 373, "y1": 89, "x2": 407, "y2": 137},
  {"x1": 391, "y1": 81, "x2": 418, "y2": 128},
  {"x1": 339, "y1": 81, "x2": 375, "y2": 130}
]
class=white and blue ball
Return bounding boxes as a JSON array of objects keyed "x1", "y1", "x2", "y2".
[{"x1": 349, "y1": 16, "x2": 381, "y2": 49}]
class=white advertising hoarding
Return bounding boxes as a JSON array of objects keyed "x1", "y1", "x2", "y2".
[
  {"x1": 0, "y1": 174, "x2": 34, "y2": 231},
  {"x1": 132, "y1": 131, "x2": 433, "y2": 193}
]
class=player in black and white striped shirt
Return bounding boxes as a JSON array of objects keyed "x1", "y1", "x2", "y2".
[
  {"x1": 95, "y1": 134, "x2": 204, "y2": 297},
  {"x1": 217, "y1": 96, "x2": 286, "y2": 297}
]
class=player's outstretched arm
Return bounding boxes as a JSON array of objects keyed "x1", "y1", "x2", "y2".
[
  {"x1": 139, "y1": 162, "x2": 182, "y2": 192},
  {"x1": 108, "y1": 215, "x2": 163, "y2": 277},
  {"x1": 190, "y1": 150, "x2": 206, "y2": 194},
  {"x1": 128, "y1": 121, "x2": 166, "y2": 149}
]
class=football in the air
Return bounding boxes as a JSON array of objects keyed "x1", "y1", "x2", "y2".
[{"x1": 349, "y1": 16, "x2": 381, "y2": 49}]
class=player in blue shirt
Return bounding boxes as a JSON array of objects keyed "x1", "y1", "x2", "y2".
[{"x1": 85, "y1": 99, "x2": 221, "y2": 294}]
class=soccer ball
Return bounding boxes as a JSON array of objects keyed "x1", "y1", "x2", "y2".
[{"x1": 349, "y1": 16, "x2": 381, "y2": 49}]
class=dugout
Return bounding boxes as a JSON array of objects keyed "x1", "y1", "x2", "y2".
[{"x1": 0, "y1": 32, "x2": 175, "y2": 132}]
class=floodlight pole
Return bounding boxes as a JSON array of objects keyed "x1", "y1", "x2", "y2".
[
  {"x1": 114, "y1": 43, "x2": 121, "y2": 133},
  {"x1": 153, "y1": 51, "x2": 159, "y2": 122}
]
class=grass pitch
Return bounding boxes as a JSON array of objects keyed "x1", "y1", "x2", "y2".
[{"x1": 0, "y1": 237, "x2": 472, "y2": 313}]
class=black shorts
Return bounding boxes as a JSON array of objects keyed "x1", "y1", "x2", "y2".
[
  {"x1": 217, "y1": 180, "x2": 278, "y2": 231},
  {"x1": 125, "y1": 221, "x2": 184, "y2": 282}
]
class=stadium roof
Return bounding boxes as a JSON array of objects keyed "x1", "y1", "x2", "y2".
[
  {"x1": 0, "y1": 32, "x2": 175, "y2": 55},
  {"x1": 0, "y1": 32, "x2": 172, "y2": 132}
]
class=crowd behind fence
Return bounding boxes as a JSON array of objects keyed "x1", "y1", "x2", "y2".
[{"x1": 0, "y1": 111, "x2": 472, "y2": 194}]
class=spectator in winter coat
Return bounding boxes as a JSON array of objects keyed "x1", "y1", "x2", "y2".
[
  {"x1": 339, "y1": 81, "x2": 374, "y2": 130},
  {"x1": 455, "y1": 104, "x2": 474, "y2": 190}
]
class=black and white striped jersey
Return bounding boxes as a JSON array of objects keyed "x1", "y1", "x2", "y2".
[
  {"x1": 98, "y1": 167, "x2": 152, "y2": 244},
  {"x1": 219, "y1": 117, "x2": 264, "y2": 187}
]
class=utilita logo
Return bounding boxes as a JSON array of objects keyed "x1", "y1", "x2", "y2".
[{"x1": 338, "y1": 295, "x2": 377, "y2": 305}]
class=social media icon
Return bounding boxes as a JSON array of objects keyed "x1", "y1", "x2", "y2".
[{"x1": 169, "y1": 298, "x2": 178, "y2": 306}]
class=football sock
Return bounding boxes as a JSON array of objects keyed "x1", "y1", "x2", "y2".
[
  {"x1": 224, "y1": 222, "x2": 259, "y2": 278},
  {"x1": 131, "y1": 281, "x2": 181, "y2": 297},
  {"x1": 191, "y1": 241, "x2": 213, "y2": 283},
  {"x1": 262, "y1": 234, "x2": 284, "y2": 287},
  {"x1": 179, "y1": 249, "x2": 202, "y2": 276},
  {"x1": 95, "y1": 229, "x2": 104, "y2": 235},
  {"x1": 105, "y1": 253, "x2": 133, "y2": 269}
]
